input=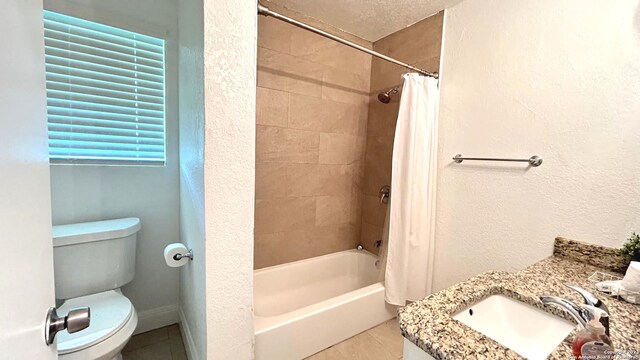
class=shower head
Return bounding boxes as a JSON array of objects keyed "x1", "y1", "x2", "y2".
[{"x1": 377, "y1": 88, "x2": 398, "y2": 104}]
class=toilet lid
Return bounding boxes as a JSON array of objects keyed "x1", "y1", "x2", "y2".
[{"x1": 57, "y1": 290, "x2": 134, "y2": 354}]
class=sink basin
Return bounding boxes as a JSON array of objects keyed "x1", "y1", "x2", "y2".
[{"x1": 452, "y1": 294, "x2": 575, "y2": 360}]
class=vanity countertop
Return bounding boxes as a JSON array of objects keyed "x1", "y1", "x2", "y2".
[{"x1": 398, "y1": 238, "x2": 639, "y2": 359}]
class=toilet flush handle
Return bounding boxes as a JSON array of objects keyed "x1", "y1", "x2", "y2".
[{"x1": 44, "y1": 306, "x2": 91, "y2": 345}]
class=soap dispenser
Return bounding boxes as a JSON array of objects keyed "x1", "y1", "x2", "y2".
[{"x1": 571, "y1": 309, "x2": 614, "y2": 358}]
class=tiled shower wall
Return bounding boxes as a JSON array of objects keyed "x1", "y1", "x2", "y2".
[
  {"x1": 254, "y1": 5, "x2": 372, "y2": 268},
  {"x1": 360, "y1": 13, "x2": 445, "y2": 254}
]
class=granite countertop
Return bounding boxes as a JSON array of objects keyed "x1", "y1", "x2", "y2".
[{"x1": 398, "y1": 238, "x2": 639, "y2": 359}]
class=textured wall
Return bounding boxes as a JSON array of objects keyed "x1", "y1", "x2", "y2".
[
  {"x1": 47, "y1": 0, "x2": 181, "y2": 326},
  {"x1": 360, "y1": 13, "x2": 444, "y2": 254},
  {"x1": 202, "y1": 0, "x2": 256, "y2": 358},
  {"x1": 254, "y1": 4, "x2": 372, "y2": 268},
  {"x1": 177, "y1": 0, "x2": 206, "y2": 358},
  {"x1": 434, "y1": 0, "x2": 640, "y2": 291}
]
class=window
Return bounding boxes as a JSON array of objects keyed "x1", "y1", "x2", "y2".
[{"x1": 44, "y1": 10, "x2": 166, "y2": 165}]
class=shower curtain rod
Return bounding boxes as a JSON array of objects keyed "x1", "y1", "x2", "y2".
[{"x1": 257, "y1": 3, "x2": 439, "y2": 79}]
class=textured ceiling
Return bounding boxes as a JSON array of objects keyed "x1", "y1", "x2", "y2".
[{"x1": 266, "y1": 0, "x2": 463, "y2": 41}]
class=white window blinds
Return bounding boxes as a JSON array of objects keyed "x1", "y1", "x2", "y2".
[{"x1": 44, "y1": 10, "x2": 166, "y2": 165}]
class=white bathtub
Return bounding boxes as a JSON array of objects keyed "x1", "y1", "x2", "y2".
[{"x1": 254, "y1": 249, "x2": 397, "y2": 360}]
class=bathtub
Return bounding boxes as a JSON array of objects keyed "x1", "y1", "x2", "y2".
[{"x1": 254, "y1": 249, "x2": 397, "y2": 360}]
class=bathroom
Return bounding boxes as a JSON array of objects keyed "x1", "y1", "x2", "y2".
[{"x1": 1, "y1": 0, "x2": 639, "y2": 359}]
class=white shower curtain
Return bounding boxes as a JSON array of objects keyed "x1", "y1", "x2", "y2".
[{"x1": 384, "y1": 73, "x2": 439, "y2": 306}]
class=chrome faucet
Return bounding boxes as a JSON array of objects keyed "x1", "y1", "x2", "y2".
[
  {"x1": 539, "y1": 296, "x2": 592, "y2": 327},
  {"x1": 566, "y1": 284, "x2": 609, "y2": 315},
  {"x1": 540, "y1": 285, "x2": 610, "y2": 336}
]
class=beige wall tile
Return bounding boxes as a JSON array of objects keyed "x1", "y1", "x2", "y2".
[
  {"x1": 369, "y1": 58, "x2": 405, "y2": 95},
  {"x1": 284, "y1": 223, "x2": 358, "y2": 258},
  {"x1": 257, "y1": 47, "x2": 324, "y2": 97},
  {"x1": 364, "y1": 136, "x2": 393, "y2": 170},
  {"x1": 257, "y1": 47, "x2": 289, "y2": 92},
  {"x1": 362, "y1": 136, "x2": 393, "y2": 195},
  {"x1": 322, "y1": 68, "x2": 370, "y2": 106},
  {"x1": 317, "y1": 164, "x2": 352, "y2": 196},
  {"x1": 256, "y1": 125, "x2": 284, "y2": 162},
  {"x1": 287, "y1": 66, "x2": 324, "y2": 98},
  {"x1": 361, "y1": 195, "x2": 386, "y2": 225},
  {"x1": 253, "y1": 6, "x2": 443, "y2": 269},
  {"x1": 370, "y1": 12, "x2": 443, "y2": 93},
  {"x1": 319, "y1": 133, "x2": 365, "y2": 165},
  {"x1": 366, "y1": 95, "x2": 400, "y2": 137},
  {"x1": 258, "y1": 228, "x2": 330, "y2": 267},
  {"x1": 373, "y1": 13, "x2": 444, "y2": 66},
  {"x1": 288, "y1": 93, "x2": 323, "y2": 132},
  {"x1": 254, "y1": 232, "x2": 286, "y2": 269},
  {"x1": 358, "y1": 11, "x2": 443, "y2": 260},
  {"x1": 286, "y1": 163, "x2": 320, "y2": 197},
  {"x1": 290, "y1": 27, "x2": 372, "y2": 79},
  {"x1": 289, "y1": 94, "x2": 361, "y2": 135},
  {"x1": 256, "y1": 87, "x2": 289, "y2": 127},
  {"x1": 349, "y1": 189, "x2": 363, "y2": 226},
  {"x1": 255, "y1": 162, "x2": 286, "y2": 199},
  {"x1": 356, "y1": 103, "x2": 369, "y2": 136},
  {"x1": 363, "y1": 168, "x2": 392, "y2": 198},
  {"x1": 254, "y1": 7, "x2": 371, "y2": 268},
  {"x1": 320, "y1": 223, "x2": 359, "y2": 252},
  {"x1": 258, "y1": 16, "x2": 291, "y2": 54},
  {"x1": 283, "y1": 128, "x2": 320, "y2": 163},
  {"x1": 351, "y1": 160, "x2": 365, "y2": 189},
  {"x1": 360, "y1": 221, "x2": 382, "y2": 255},
  {"x1": 370, "y1": 55, "x2": 440, "y2": 93},
  {"x1": 281, "y1": 226, "x2": 320, "y2": 260},
  {"x1": 285, "y1": 164, "x2": 355, "y2": 197},
  {"x1": 255, "y1": 197, "x2": 316, "y2": 234},
  {"x1": 315, "y1": 195, "x2": 351, "y2": 226},
  {"x1": 256, "y1": 125, "x2": 319, "y2": 163}
]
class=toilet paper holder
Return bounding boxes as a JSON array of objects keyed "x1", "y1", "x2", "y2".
[{"x1": 173, "y1": 249, "x2": 193, "y2": 261}]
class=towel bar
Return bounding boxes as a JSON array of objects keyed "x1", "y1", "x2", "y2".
[{"x1": 452, "y1": 154, "x2": 543, "y2": 167}]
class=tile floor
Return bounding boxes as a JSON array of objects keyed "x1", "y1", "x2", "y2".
[
  {"x1": 121, "y1": 318, "x2": 403, "y2": 360},
  {"x1": 305, "y1": 319, "x2": 404, "y2": 360},
  {"x1": 122, "y1": 324, "x2": 187, "y2": 360}
]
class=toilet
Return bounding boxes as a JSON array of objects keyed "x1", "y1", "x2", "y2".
[{"x1": 52, "y1": 218, "x2": 141, "y2": 360}]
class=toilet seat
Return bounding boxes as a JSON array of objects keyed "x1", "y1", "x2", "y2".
[{"x1": 58, "y1": 290, "x2": 137, "y2": 360}]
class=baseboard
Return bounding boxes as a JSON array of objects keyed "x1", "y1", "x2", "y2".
[
  {"x1": 134, "y1": 304, "x2": 179, "y2": 335},
  {"x1": 178, "y1": 307, "x2": 200, "y2": 360}
]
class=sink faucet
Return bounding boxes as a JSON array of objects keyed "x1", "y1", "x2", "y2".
[
  {"x1": 565, "y1": 284, "x2": 609, "y2": 315},
  {"x1": 540, "y1": 285, "x2": 610, "y2": 336}
]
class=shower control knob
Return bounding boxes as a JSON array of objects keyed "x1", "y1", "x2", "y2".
[{"x1": 44, "y1": 306, "x2": 91, "y2": 345}]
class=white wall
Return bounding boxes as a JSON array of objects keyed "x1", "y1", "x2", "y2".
[
  {"x1": 203, "y1": 0, "x2": 256, "y2": 357},
  {"x1": 434, "y1": 0, "x2": 640, "y2": 290},
  {"x1": 177, "y1": 0, "x2": 207, "y2": 357},
  {"x1": 177, "y1": 0, "x2": 256, "y2": 358},
  {"x1": 46, "y1": 0, "x2": 181, "y2": 329}
]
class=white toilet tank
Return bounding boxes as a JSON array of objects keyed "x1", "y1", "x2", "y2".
[{"x1": 52, "y1": 218, "x2": 141, "y2": 300}]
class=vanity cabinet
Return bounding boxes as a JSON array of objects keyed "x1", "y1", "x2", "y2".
[{"x1": 403, "y1": 339, "x2": 436, "y2": 360}]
